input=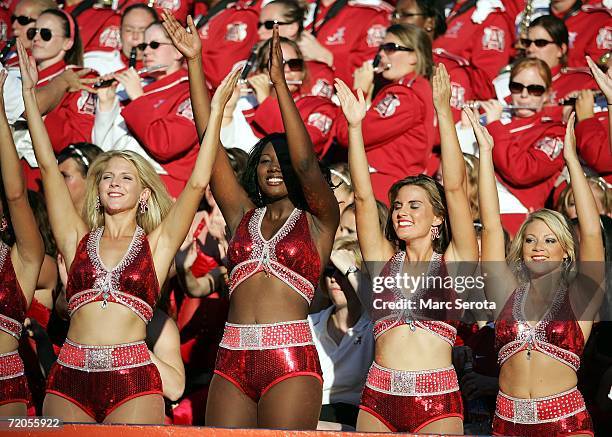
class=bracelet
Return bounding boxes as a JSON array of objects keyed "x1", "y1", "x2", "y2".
[{"x1": 344, "y1": 265, "x2": 358, "y2": 276}]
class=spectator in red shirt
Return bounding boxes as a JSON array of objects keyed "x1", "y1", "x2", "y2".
[
  {"x1": 257, "y1": 0, "x2": 335, "y2": 98},
  {"x1": 335, "y1": 24, "x2": 435, "y2": 203}
]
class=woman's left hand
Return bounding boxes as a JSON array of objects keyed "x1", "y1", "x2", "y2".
[
  {"x1": 480, "y1": 99, "x2": 503, "y2": 124},
  {"x1": 211, "y1": 67, "x2": 241, "y2": 111},
  {"x1": 268, "y1": 25, "x2": 285, "y2": 86},
  {"x1": 432, "y1": 63, "x2": 452, "y2": 111},
  {"x1": 115, "y1": 68, "x2": 144, "y2": 100},
  {"x1": 330, "y1": 249, "x2": 357, "y2": 276},
  {"x1": 563, "y1": 112, "x2": 577, "y2": 162},
  {"x1": 16, "y1": 39, "x2": 38, "y2": 91}
]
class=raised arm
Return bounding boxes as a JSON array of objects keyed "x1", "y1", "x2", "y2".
[
  {"x1": 269, "y1": 26, "x2": 339, "y2": 235},
  {"x1": 563, "y1": 114, "x2": 604, "y2": 321},
  {"x1": 17, "y1": 40, "x2": 87, "y2": 268},
  {"x1": 0, "y1": 70, "x2": 44, "y2": 299},
  {"x1": 464, "y1": 108, "x2": 516, "y2": 315},
  {"x1": 432, "y1": 64, "x2": 478, "y2": 263},
  {"x1": 586, "y1": 56, "x2": 612, "y2": 153},
  {"x1": 149, "y1": 68, "x2": 241, "y2": 283},
  {"x1": 335, "y1": 78, "x2": 394, "y2": 262},
  {"x1": 162, "y1": 11, "x2": 253, "y2": 233}
]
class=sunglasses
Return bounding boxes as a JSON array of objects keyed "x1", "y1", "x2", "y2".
[
  {"x1": 11, "y1": 14, "x2": 37, "y2": 26},
  {"x1": 283, "y1": 58, "x2": 304, "y2": 72},
  {"x1": 257, "y1": 19, "x2": 293, "y2": 30},
  {"x1": 379, "y1": 42, "x2": 415, "y2": 54},
  {"x1": 509, "y1": 81, "x2": 546, "y2": 96},
  {"x1": 137, "y1": 41, "x2": 172, "y2": 50},
  {"x1": 520, "y1": 38, "x2": 556, "y2": 48},
  {"x1": 323, "y1": 264, "x2": 338, "y2": 277},
  {"x1": 392, "y1": 11, "x2": 427, "y2": 20},
  {"x1": 26, "y1": 27, "x2": 56, "y2": 41}
]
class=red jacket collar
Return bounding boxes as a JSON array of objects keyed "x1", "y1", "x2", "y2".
[
  {"x1": 143, "y1": 68, "x2": 188, "y2": 94},
  {"x1": 37, "y1": 61, "x2": 67, "y2": 86}
]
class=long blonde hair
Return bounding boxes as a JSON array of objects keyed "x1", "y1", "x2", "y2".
[
  {"x1": 507, "y1": 209, "x2": 575, "y2": 282},
  {"x1": 83, "y1": 151, "x2": 173, "y2": 234}
]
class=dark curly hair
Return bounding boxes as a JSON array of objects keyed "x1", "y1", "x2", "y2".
[
  {"x1": 385, "y1": 174, "x2": 451, "y2": 253},
  {"x1": 240, "y1": 133, "x2": 332, "y2": 211}
]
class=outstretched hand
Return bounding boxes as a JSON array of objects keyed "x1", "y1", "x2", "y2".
[
  {"x1": 463, "y1": 107, "x2": 494, "y2": 153},
  {"x1": 162, "y1": 11, "x2": 202, "y2": 61},
  {"x1": 432, "y1": 63, "x2": 452, "y2": 111},
  {"x1": 268, "y1": 25, "x2": 285, "y2": 86},
  {"x1": 563, "y1": 112, "x2": 577, "y2": 162},
  {"x1": 211, "y1": 67, "x2": 242, "y2": 111},
  {"x1": 335, "y1": 78, "x2": 366, "y2": 127},
  {"x1": 586, "y1": 56, "x2": 612, "y2": 101},
  {"x1": 16, "y1": 39, "x2": 38, "y2": 90}
]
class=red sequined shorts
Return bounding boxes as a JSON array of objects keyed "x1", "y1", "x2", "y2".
[
  {"x1": 359, "y1": 362, "x2": 463, "y2": 432},
  {"x1": 0, "y1": 351, "x2": 30, "y2": 407},
  {"x1": 492, "y1": 387, "x2": 594, "y2": 436},
  {"x1": 46, "y1": 339, "x2": 163, "y2": 422},
  {"x1": 214, "y1": 320, "x2": 323, "y2": 401}
]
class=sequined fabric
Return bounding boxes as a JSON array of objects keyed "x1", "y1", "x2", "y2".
[
  {"x1": 66, "y1": 227, "x2": 159, "y2": 323},
  {"x1": 372, "y1": 251, "x2": 459, "y2": 345},
  {"x1": 220, "y1": 320, "x2": 315, "y2": 349},
  {"x1": 0, "y1": 351, "x2": 30, "y2": 406},
  {"x1": 214, "y1": 321, "x2": 322, "y2": 401},
  {"x1": 492, "y1": 388, "x2": 593, "y2": 436},
  {"x1": 495, "y1": 283, "x2": 584, "y2": 371},
  {"x1": 0, "y1": 242, "x2": 27, "y2": 339},
  {"x1": 365, "y1": 362, "x2": 459, "y2": 396},
  {"x1": 226, "y1": 208, "x2": 321, "y2": 304},
  {"x1": 46, "y1": 341, "x2": 162, "y2": 422},
  {"x1": 359, "y1": 363, "x2": 463, "y2": 433}
]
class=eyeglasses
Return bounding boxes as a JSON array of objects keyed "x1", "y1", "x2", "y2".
[
  {"x1": 137, "y1": 41, "x2": 173, "y2": 50},
  {"x1": 379, "y1": 42, "x2": 415, "y2": 54},
  {"x1": 283, "y1": 58, "x2": 304, "y2": 72},
  {"x1": 392, "y1": 11, "x2": 426, "y2": 20},
  {"x1": 11, "y1": 15, "x2": 37, "y2": 26},
  {"x1": 509, "y1": 81, "x2": 547, "y2": 96},
  {"x1": 520, "y1": 38, "x2": 556, "y2": 48},
  {"x1": 323, "y1": 264, "x2": 338, "y2": 277},
  {"x1": 257, "y1": 20, "x2": 293, "y2": 30},
  {"x1": 26, "y1": 27, "x2": 57, "y2": 41}
]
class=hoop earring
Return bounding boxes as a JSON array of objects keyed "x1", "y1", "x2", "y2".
[
  {"x1": 430, "y1": 225, "x2": 440, "y2": 240},
  {"x1": 139, "y1": 198, "x2": 148, "y2": 214},
  {"x1": 0, "y1": 217, "x2": 7, "y2": 232},
  {"x1": 95, "y1": 196, "x2": 101, "y2": 211},
  {"x1": 425, "y1": 26, "x2": 433, "y2": 32}
]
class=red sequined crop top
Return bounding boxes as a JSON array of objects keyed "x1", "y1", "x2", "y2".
[
  {"x1": 373, "y1": 251, "x2": 458, "y2": 346},
  {"x1": 226, "y1": 207, "x2": 321, "y2": 304},
  {"x1": 66, "y1": 226, "x2": 159, "y2": 323},
  {"x1": 495, "y1": 283, "x2": 584, "y2": 371},
  {"x1": 0, "y1": 242, "x2": 27, "y2": 339}
]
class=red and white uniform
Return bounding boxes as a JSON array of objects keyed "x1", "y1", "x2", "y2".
[
  {"x1": 122, "y1": 69, "x2": 199, "y2": 197},
  {"x1": 199, "y1": 0, "x2": 259, "y2": 89},
  {"x1": 64, "y1": 4, "x2": 122, "y2": 54},
  {"x1": 554, "y1": 3, "x2": 612, "y2": 68},
  {"x1": 243, "y1": 93, "x2": 338, "y2": 158},
  {"x1": 334, "y1": 73, "x2": 435, "y2": 202},
  {"x1": 306, "y1": 0, "x2": 391, "y2": 86},
  {"x1": 488, "y1": 109, "x2": 566, "y2": 211},
  {"x1": 38, "y1": 62, "x2": 97, "y2": 153},
  {"x1": 549, "y1": 65, "x2": 598, "y2": 102},
  {"x1": 303, "y1": 60, "x2": 335, "y2": 98},
  {"x1": 434, "y1": 1, "x2": 512, "y2": 106},
  {"x1": 575, "y1": 112, "x2": 612, "y2": 182}
]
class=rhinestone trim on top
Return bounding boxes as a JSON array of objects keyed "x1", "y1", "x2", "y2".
[{"x1": 228, "y1": 208, "x2": 315, "y2": 303}]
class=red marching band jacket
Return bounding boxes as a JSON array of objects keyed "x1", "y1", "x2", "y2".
[
  {"x1": 335, "y1": 73, "x2": 435, "y2": 203},
  {"x1": 243, "y1": 93, "x2": 338, "y2": 158},
  {"x1": 198, "y1": 0, "x2": 260, "y2": 89},
  {"x1": 575, "y1": 112, "x2": 612, "y2": 183},
  {"x1": 487, "y1": 109, "x2": 566, "y2": 211},
  {"x1": 121, "y1": 68, "x2": 199, "y2": 198},
  {"x1": 64, "y1": 4, "x2": 122, "y2": 54},
  {"x1": 433, "y1": 1, "x2": 512, "y2": 116},
  {"x1": 306, "y1": 0, "x2": 391, "y2": 87}
]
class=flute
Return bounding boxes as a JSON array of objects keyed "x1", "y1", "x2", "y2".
[
  {"x1": 93, "y1": 64, "x2": 168, "y2": 89},
  {"x1": 462, "y1": 102, "x2": 539, "y2": 111}
]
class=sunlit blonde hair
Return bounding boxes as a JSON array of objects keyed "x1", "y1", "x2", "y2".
[
  {"x1": 83, "y1": 151, "x2": 172, "y2": 234},
  {"x1": 507, "y1": 209, "x2": 576, "y2": 281}
]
